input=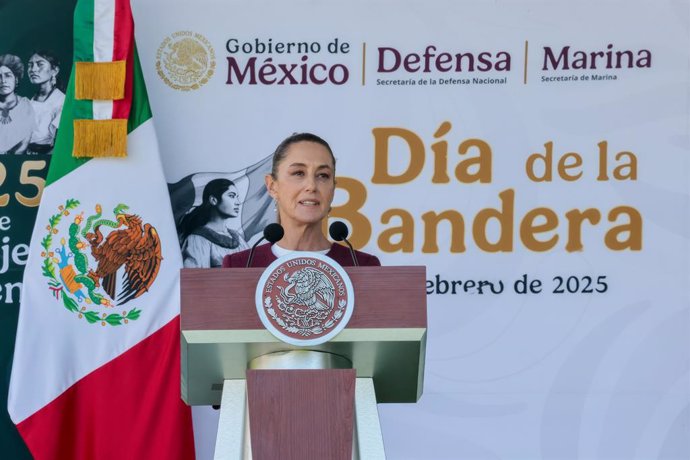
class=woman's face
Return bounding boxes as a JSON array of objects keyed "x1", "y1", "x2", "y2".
[
  {"x1": 0, "y1": 66, "x2": 17, "y2": 96},
  {"x1": 27, "y1": 54, "x2": 57, "y2": 86},
  {"x1": 267, "y1": 141, "x2": 335, "y2": 227},
  {"x1": 212, "y1": 185, "x2": 241, "y2": 218}
]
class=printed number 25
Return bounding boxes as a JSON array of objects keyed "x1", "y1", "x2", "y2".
[{"x1": 0, "y1": 160, "x2": 47, "y2": 207}]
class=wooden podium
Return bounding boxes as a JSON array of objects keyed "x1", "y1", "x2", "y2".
[{"x1": 180, "y1": 266, "x2": 427, "y2": 459}]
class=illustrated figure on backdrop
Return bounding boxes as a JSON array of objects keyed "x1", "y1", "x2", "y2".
[
  {"x1": 180, "y1": 178, "x2": 249, "y2": 268},
  {"x1": 0, "y1": 54, "x2": 35, "y2": 154},
  {"x1": 27, "y1": 51, "x2": 65, "y2": 154},
  {"x1": 222, "y1": 132, "x2": 381, "y2": 268}
]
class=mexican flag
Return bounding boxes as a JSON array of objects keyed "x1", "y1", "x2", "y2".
[{"x1": 7, "y1": 0, "x2": 196, "y2": 458}]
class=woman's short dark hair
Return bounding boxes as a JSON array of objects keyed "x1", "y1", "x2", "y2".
[
  {"x1": 271, "y1": 133, "x2": 336, "y2": 178},
  {"x1": 0, "y1": 54, "x2": 24, "y2": 81}
]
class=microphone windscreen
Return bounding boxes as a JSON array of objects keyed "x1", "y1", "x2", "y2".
[
  {"x1": 264, "y1": 223, "x2": 284, "y2": 243},
  {"x1": 329, "y1": 221, "x2": 349, "y2": 242}
]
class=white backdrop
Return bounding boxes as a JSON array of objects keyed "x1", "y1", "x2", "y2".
[{"x1": 132, "y1": 1, "x2": 690, "y2": 458}]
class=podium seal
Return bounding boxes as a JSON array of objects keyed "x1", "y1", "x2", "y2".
[{"x1": 256, "y1": 252, "x2": 355, "y2": 346}]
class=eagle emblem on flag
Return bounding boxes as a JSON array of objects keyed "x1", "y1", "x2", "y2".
[{"x1": 40, "y1": 199, "x2": 162, "y2": 326}]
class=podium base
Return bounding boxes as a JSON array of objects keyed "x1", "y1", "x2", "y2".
[{"x1": 214, "y1": 351, "x2": 386, "y2": 459}]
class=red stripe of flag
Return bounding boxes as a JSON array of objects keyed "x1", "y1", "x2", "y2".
[
  {"x1": 112, "y1": 0, "x2": 134, "y2": 119},
  {"x1": 17, "y1": 317, "x2": 196, "y2": 460}
]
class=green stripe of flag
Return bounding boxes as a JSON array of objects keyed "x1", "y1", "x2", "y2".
[
  {"x1": 127, "y1": 47, "x2": 153, "y2": 134},
  {"x1": 72, "y1": 0, "x2": 94, "y2": 62},
  {"x1": 72, "y1": 0, "x2": 94, "y2": 122}
]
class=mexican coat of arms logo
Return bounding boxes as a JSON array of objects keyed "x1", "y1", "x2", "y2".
[
  {"x1": 41, "y1": 199, "x2": 162, "y2": 326},
  {"x1": 156, "y1": 30, "x2": 215, "y2": 91},
  {"x1": 256, "y1": 253, "x2": 355, "y2": 346}
]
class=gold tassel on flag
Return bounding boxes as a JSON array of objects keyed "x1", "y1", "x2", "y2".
[
  {"x1": 75, "y1": 61, "x2": 126, "y2": 100},
  {"x1": 73, "y1": 119, "x2": 128, "y2": 158}
]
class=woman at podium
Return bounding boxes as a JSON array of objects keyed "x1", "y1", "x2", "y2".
[{"x1": 223, "y1": 132, "x2": 379, "y2": 267}]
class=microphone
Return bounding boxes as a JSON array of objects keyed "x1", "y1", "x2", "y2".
[
  {"x1": 329, "y1": 221, "x2": 358, "y2": 266},
  {"x1": 246, "y1": 223, "x2": 284, "y2": 267}
]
